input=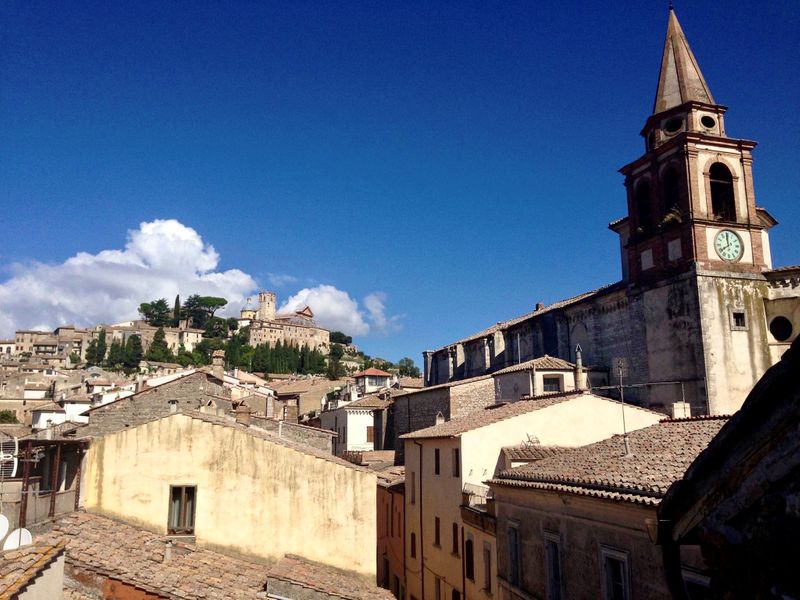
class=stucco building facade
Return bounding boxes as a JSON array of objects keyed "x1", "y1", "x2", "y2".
[{"x1": 241, "y1": 291, "x2": 331, "y2": 351}]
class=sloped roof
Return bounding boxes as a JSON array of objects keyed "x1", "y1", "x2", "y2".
[
  {"x1": 393, "y1": 374, "x2": 493, "y2": 398},
  {"x1": 0, "y1": 539, "x2": 66, "y2": 597},
  {"x1": 502, "y1": 444, "x2": 568, "y2": 462},
  {"x1": 346, "y1": 394, "x2": 392, "y2": 410},
  {"x1": 267, "y1": 554, "x2": 393, "y2": 600},
  {"x1": 38, "y1": 512, "x2": 267, "y2": 598},
  {"x1": 491, "y1": 417, "x2": 728, "y2": 505},
  {"x1": 353, "y1": 368, "x2": 392, "y2": 378},
  {"x1": 493, "y1": 355, "x2": 575, "y2": 375},
  {"x1": 401, "y1": 392, "x2": 585, "y2": 439}
]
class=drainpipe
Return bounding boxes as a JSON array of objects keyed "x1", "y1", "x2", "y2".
[
  {"x1": 461, "y1": 526, "x2": 467, "y2": 600},
  {"x1": 413, "y1": 441, "x2": 425, "y2": 600}
]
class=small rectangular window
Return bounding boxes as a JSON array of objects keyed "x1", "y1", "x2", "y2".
[
  {"x1": 508, "y1": 525, "x2": 521, "y2": 586},
  {"x1": 435, "y1": 577, "x2": 442, "y2": 600},
  {"x1": 483, "y1": 543, "x2": 492, "y2": 591},
  {"x1": 730, "y1": 310, "x2": 747, "y2": 330},
  {"x1": 544, "y1": 532, "x2": 562, "y2": 600},
  {"x1": 434, "y1": 516, "x2": 441, "y2": 547},
  {"x1": 543, "y1": 376, "x2": 562, "y2": 393},
  {"x1": 452, "y1": 522, "x2": 459, "y2": 555},
  {"x1": 168, "y1": 485, "x2": 196, "y2": 535},
  {"x1": 600, "y1": 546, "x2": 630, "y2": 600},
  {"x1": 452, "y1": 448, "x2": 460, "y2": 477},
  {"x1": 434, "y1": 448, "x2": 440, "y2": 475},
  {"x1": 411, "y1": 533, "x2": 417, "y2": 558},
  {"x1": 410, "y1": 471, "x2": 416, "y2": 504},
  {"x1": 367, "y1": 426, "x2": 374, "y2": 443}
]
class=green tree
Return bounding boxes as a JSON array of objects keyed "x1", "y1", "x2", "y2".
[
  {"x1": 0, "y1": 410, "x2": 18, "y2": 424},
  {"x1": 329, "y1": 344, "x2": 344, "y2": 361},
  {"x1": 85, "y1": 340, "x2": 99, "y2": 366},
  {"x1": 325, "y1": 358, "x2": 346, "y2": 381},
  {"x1": 203, "y1": 317, "x2": 229, "y2": 338},
  {"x1": 139, "y1": 298, "x2": 172, "y2": 327},
  {"x1": 172, "y1": 294, "x2": 182, "y2": 326},
  {"x1": 96, "y1": 329, "x2": 108, "y2": 364},
  {"x1": 105, "y1": 340, "x2": 126, "y2": 369},
  {"x1": 175, "y1": 344, "x2": 195, "y2": 367},
  {"x1": 226, "y1": 317, "x2": 239, "y2": 332},
  {"x1": 146, "y1": 328, "x2": 174, "y2": 362},
  {"x1": 68, "y1": 351, "x2": 81, "y2": 366},
  {"x1": 398, "y1": 357, "x2": 421, "y2": 377},
  {"x1": 182, "y1": 295, "x2": 228, "y2": 329},
  {"x1": 194, "y1": 337, "x2": 224, "y2": 364},
  {"x1": 124, "y1": 335, "x2": 144, "y2": 370},
  {"x1": 330, "y1": 331, "x2": 352, "y2": 345}
]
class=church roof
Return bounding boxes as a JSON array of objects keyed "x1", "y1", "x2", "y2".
[{"x1": 653, "y1": 9, "x2": 715, "y2": 114}]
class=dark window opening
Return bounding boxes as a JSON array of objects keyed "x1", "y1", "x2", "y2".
[
  {"x1": 411, "y1": 533, "x2": 417, "y2": 558},
  {"x1": 466, "y1": 539, "x2": 475, "y2": 580},
  {"x1": 634, "y1": 181, "x2": 653, "y2": 234},
  {"x1": 664, "y1": 117, "x2": 683, "y2": 134},
  {"x1": 452, "y1": 523, "x2": 459, "y2": 555},
  {"x1": 452, "y1": 591, "x2": 461, "y2": 600},
  {"x1": 661, "y1": 168, "x2": 682, "y2": 225},
  {"x1": 732, "y1": 312, "x2": 747, "y2": 329},
  {"x1": 452, "y1": 448, "x2": 460, "y2": 477},
  {"x1": 710, "y1": 163, "x2": 736, "y2": 221},
  {"x1": 434, "y1": 448, "x2": 440, "y2": 475},
  {"x1": 545, "y1": 538, "x2": 562, "y2": 600},
  {"x1": 770, "y1": 316, "x2": 793, "y2": 342},
  {"x1": 168, "y1": 485, "x2": 196, "y2": 535},
  {"x1": 434, "y1": 517, "x2": 441, "y2": 547},
  {"x1": 701, "y1": 115, "x2": 716, "y2": 129},
  {"x1": 508, "y1": 526, "x2": 521, "y2": 586},
  {"x1": 603, "y1": 554, "x2": 629, "y2": 600},
  {"x1": 543, "y1": 376, "x2": 562, "y2": 393}
]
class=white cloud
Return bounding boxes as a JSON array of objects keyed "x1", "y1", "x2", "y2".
[
  {"x1": 267, "y1": 273, "x2": 299, "y2": 288},
  {"x1": 0, "y1": 219, "x2": 257, "y2": 336},
  {"x1": 278, "y1": 285, "x2": 401, "y2": 337},
  {"x1": 363, "y1": 292, "x2": 402, "y2": 335}
]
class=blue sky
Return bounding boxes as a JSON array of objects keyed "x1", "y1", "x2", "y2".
[{"x1": 1, "y1": 1, "x2": 798, "y2": 362}]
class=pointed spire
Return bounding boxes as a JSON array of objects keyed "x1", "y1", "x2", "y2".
[{"x1": 653, "y1": 8, "x2": 715, "y2": 114}]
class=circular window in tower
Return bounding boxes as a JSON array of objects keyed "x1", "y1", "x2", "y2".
[
  {"x1": 664, "y1": 118, "x2": 683, "y2": 135},
  {"x1": 701, "y1": 115, "x2": 716, "y2": 129},
  {"x1": 769, "y1": 316, "x2": 793, "y2": 342}
]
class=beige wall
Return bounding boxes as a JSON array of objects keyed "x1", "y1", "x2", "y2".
[
  {"x1": 18, "y1": 553, "x2": 65, "y2": 600},
  {"x1": 84, "y1": 413, "x2": 377, "y2": 575}
]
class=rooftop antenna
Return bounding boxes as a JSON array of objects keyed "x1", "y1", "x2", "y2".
[{"x1": 618, "y1": 359, "x2": 632, "y2": 456}]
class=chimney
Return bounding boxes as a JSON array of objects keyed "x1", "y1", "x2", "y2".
[
  {"x1": 435, "y1": 411, "x2": 446, "y2": 426},
  {"x1": 672, "y1": 402, "x2": 692, "y2": 419},
  {"x1": 235, "y1": 404, "x2": 252, "y2": 426},
  {"x1": 163, "y1": 541, "x2": 173, "y2": 563},
  {"x1": 574, "y1": 344, "x2": 587, "y2": 391},
  {"x1": 535, "y1": 302, "x2": 545, "y2": 311},
  {"x1": 211, "y1": 350, "x2": 225, "y2": 380}
]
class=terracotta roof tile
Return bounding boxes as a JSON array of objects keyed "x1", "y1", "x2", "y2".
[
  {"x1": 38, "y1": 512, "x2": 266, "y2": 598},
  {"x1": 401, "y1": 391, "x2": 584, "y2": 439},
  {"x1": 353, "y1": 368, "x2": 392, "y2": 378},
  {"x1": 493, "y1": 355, "x2": 575, "y2": 375},
  {"x1": 490, "y1": 417, "x2": 728, "y2": 504},
  {"x1": 267, "y1": 554, "x2": 393, "y2": 600},
  {"x1": 0, "y1": 539, "x2": 66, "y2": 597},
  {"x1": 502, "y1": 444, "x2": 568, "y2": 461},
  {"x1": 346, "y1": 394, "x2": 392, "y2": 409}
]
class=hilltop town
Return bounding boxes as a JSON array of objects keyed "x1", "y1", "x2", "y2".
[{"x1": 1, "y1": 8, "x2": 799, "y2": 600}]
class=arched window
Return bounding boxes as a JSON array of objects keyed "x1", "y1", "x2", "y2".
[
  {"x1": 710, "y1": 163, "x2": 736, "y2": 221},
  {"x1": 661, "y1": 167, "x2": 681, "y2": 224},
  {"x1": 634, "y1": 181, "x2": 653, "y2": 234},
  {"x1": 465, "y1": 539, "x2": 475, "y2": 580}
]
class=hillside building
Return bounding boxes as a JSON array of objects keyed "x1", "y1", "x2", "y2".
[{"x1": 240, "y1": 291, "x2": 331, "y2": 351}]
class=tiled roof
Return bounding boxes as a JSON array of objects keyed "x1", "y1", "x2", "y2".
[
  {"x1": 39, "y1": 512, "x2": 267, "y2": 598},
  {"x1": 765, "y1": 264, "x2": 800, "y2": 274},
  {"x1": 29, "y1": 401, "x2": 65, "y2": 413},
  {"x1": 0, "y1": 538, "x2": 66, "y2": 597},
  {"x1": 376, "y1": 466, "x2": 405, "y2": 488},
  {"x1": 393, "y1": 374, "x2": 493, "y2": 398},
  {"x1": 400, "y1": 392, "x2": 584, "y2": 439},
  {"x1": 346, "y1": 394, "x2": 392, "y2": 409},
  {"x1": 267, "y1": 554, "x2": 394, "y2": 600},
  {"x1": 436, "y1": 283, "x2": 621, "y2": 351},
  {"x1": 493, "y1": 355, "x2": 575, "y2": 375},
  {"x1": 502, "y1": 444, "x2": 567, "y2": 461},
  {"x1": 490, "y1": 417, "x2": 728, "y2": 505},
  {"x1": 353, "y1": 368, "x2": 392, "y2": 378},
  {"x1": 397, "y1": 377, "x2": 424, "y2": 389}
]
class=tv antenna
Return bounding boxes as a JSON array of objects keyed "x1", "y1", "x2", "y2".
[{"x1": 618, "y1": 359, "x2": 632, "y2": 456}]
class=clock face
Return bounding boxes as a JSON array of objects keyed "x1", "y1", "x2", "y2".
[{"x1": 714, "y1": 229, "x2": 743, "y2": 262}]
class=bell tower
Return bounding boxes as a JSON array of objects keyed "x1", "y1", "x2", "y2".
[{"x1": 612, "y1": 8, "x2": 776, "y2": 286}]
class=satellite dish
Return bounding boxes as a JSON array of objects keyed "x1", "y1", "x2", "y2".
[
  {"x1": 0, "y1": 515, "x2": 8, "y2": 541},
  {"x1": 3, "y1": 528, "x2": 32, "y2": 550},
  {"x1": 0, "y1": 436, "x2": 17, "y2": 479}
]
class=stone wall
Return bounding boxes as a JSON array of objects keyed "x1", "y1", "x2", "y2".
[
  {"x1": 250, "y1": 414, "x2": 334, "y2": 453},
  {"x1": 84, "y1": 372, "x2": 226, "y2": 437}
]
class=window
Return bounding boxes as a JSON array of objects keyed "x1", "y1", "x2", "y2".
[
  {"x1": 483, "y1": 543, "x2": 492, "y2": 591},
  {"x1": 410, "y1": 533, "x2": 417, "y2": 558},
  {"x1": 452, "y1": 591, "x2": 461, "y2": 600},
  {"x1": 465, "y1": 538, "x2": 475, "y2": 580},
  {"x1": 661, "y1": 167, "x2": 681, "y2": 221},
  {"x1": 770, "y1": 316, "x2": 793, "y2": 342},
  {"x1": 434, "y1": 517, "x2": 441, "y2": 547},
  {"x1": 168, "y1": 485, "x2": 196, "y2": 535},
  {"x1": 382, "y1": 555, "x2": 390, "y2": 588},
  {"x1": 709, "y1": 163, "x2": 736, "y2": 221},
  {"x1": 367, "y1": 426, "x2": 374, "y2": 443},
  {"x1": 634, "y1": 181, "x2": 653, "y2": 234},
  {"x1": 544, "y1": 533, "x2": 562, "y2": 600},
  {"x1": 508, "y1": 525, "x2": 521, "y2": 586},
  {"x1": 452, "y1": 448, "x2": 460, "y2": 477},
  {"x1": 600, "y1": 547, "x2": 630, "y2": 600},
  {"x1": 542, "y1": 376, "x2": 562, "y2": 393},
  {"x1": 452, "y1": 523, "x2": 459, "y2": 555},
  {"x1": 435, "y1": 577, "x2": 442, "y2": 600},
  {"x1": 434, "y1": 448, "x2": 440, "y2": 475},
  {"x1": 410, "y1": 471, "x2": 416, "y2": 504},
  {"x1": 730, "y1": 310, "x2": 747, "y2": 330}
]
